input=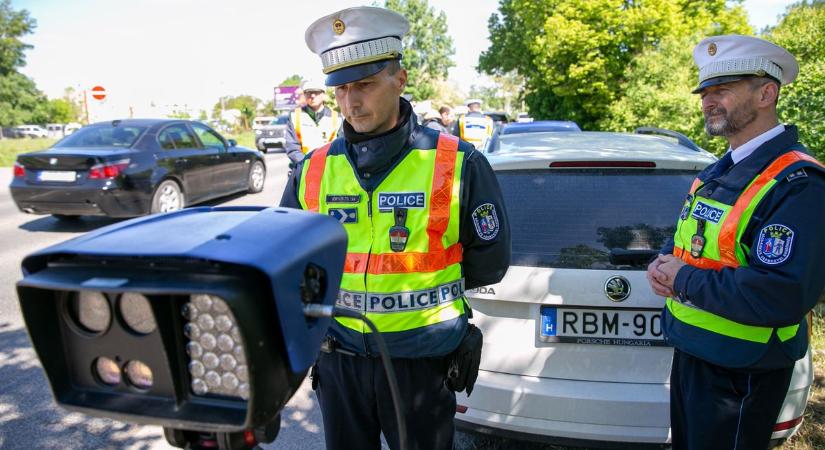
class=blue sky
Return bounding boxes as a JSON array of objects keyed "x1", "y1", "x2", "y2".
[{"x1": 12, "y1": 0, "x2": 797, "y2": 120}]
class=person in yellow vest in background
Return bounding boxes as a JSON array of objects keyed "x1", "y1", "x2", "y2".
[
  {"x1": 647, "y1": 35, "x2": 825, "y2": 450},
  {"x1": 284, "y1": 78, "x2": 340, "y2": 164},
  {"x1": 453, "y1": 98, "x2": 493, "y2": 150},
  {"x1": 280, "y1": 6, "x2": 510, "y2": 450}
]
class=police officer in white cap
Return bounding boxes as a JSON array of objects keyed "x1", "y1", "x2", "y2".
[
  {"x1": 646, "y1": 35, "x2": 825, "y2": 449},
  {"x1": 284, "y1": 78, "x2": 340, "y2": 164},
  {"x1": 280, "y1": 6, "x2": 510, "y2": 450},
  {"x1": 453, "y1": 98, "x2": 493, "y2": 150}
]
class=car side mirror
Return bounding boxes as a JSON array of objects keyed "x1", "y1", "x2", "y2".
[{"x1": 228, "y1": 139, "x2": 237, "y2": 147}]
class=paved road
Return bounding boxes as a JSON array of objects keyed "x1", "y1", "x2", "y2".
[{"x1": 0, "y1": 151, "x2": 574, "y2": 450}]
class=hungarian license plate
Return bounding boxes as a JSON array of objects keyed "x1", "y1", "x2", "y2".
[
  {"x1": 540, "y1": 306, "x2": 666, "y2": 346},
  {"x1": 38, "y1": 170, "x2": 76, "y2": 182}
]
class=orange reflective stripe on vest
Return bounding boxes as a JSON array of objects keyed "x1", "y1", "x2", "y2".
[
  {"x1": 427, "y1": 134, "x2": 459, "y2": 253},
  {"x1": 344, "y1": 243, "x2": 463, "y2": 274},
  {"x1": 717, "y1": 151, "x2": 824, "y2": 266},
  {"x1": 305, "y1": 134, "x2": 463, "y2": 276},
  {"x1": 303, "y1": 143, "x2": 331, "y2": 212},
  {"x1": 677, "y1": 150, "x2": 825, "y2": 271}
]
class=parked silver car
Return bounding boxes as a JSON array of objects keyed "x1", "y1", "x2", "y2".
[{"x1": 456, "y1": 130, "x2": 813, "y2": 447}]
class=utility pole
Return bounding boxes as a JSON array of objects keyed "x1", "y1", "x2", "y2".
[{"x1": 83, "y1": 89, "x2": 90, "y2": 125}]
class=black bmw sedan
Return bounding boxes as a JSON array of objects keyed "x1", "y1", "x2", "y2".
[{"x1": 10, "y1": 119, "x2": 266, "y2": 219}]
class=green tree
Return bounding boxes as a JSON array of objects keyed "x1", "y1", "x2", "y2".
[
  {"x1": 0, "y1": 0, "x2": 35, "y2": 75},
  {"x1": 480, "y1": 0, "x2": 751, "y2": 130},
  {"x1": 430, "y1": 79, "x2": 466, "y2": 110},
  {"x1": 46, "y1": 98, "x2": 75, "y2": 123},
  {"x1": 768, "y1": 1, "x2": 825, "y2": 161},
  {"x1": 60, "y1": 87, "x2": 83, "y2": 122},
  {"x1": 0, "y1": 71, "x2": 48, "y2": 127},
  {"x1": 603, "y1": 1, "x2": 825, "y2": 157},
  {"x1": 469, "y1": 72, "x2": 525, "y2": 117},
  {"x1": 212, "y1": 95, "x2": 261, "y2": 130},
  {"x1": 279, "y1": 74, "x2": 303, "y2": 87},
  {"x1": 0, "y1": 0, "x2": 49, "y2": 130},
  {"x1": 385, "y1": 0, "x2": 455, "y2": 100},
  {"x1": 600, "y1": 33, "x2": 728, "y2": 155}
]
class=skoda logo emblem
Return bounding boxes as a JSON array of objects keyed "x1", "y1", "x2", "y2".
[{"x1": 604, "y1": 276, "x2": 631, "y2": 302}]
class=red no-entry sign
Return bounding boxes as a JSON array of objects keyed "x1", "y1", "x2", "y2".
[{"x1": 91, "y1": 86, "x2": 106, "y2": 100}]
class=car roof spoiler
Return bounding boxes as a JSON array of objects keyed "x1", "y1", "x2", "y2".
[{"x1": 634, "y1": 127, "x2": 702, "y2": 152}]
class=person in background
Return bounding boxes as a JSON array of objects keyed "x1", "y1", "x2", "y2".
[
  {"x1": 453, "y1": 99, "x2": 493, "y2": 150},
  {"x1": 284, "y1": 78, "x2": 339, "y2": 164},
  {"x1": 425, "y1": 106, "x2": 454, "y2": 134}
]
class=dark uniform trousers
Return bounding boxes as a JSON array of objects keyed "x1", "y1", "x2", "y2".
[
  {"x1": 671, "y1": 349, "x2": 794, "y2": 450},
  {"x1": 315, "y1": 350, "x2": 456, "y2": 450}
]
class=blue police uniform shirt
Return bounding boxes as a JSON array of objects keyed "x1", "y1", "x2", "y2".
[{"x1": 663, "y1": 125, "x2": 825, "y2": 368}]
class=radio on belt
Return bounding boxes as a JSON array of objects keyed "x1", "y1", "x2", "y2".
[{"x1": 16, "y1": 206, "x2": 347, "y2": 449}]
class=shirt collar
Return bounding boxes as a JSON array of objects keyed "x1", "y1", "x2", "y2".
[
  {"x1": 303, "y1": 105, "x2": 329, "y2": 119},
  {"x1": 728, "y1": 124, "x2": 785, "y2": 165},
  {"x1": 712, "y1": 125, "x2": 800, "y2": 190}
]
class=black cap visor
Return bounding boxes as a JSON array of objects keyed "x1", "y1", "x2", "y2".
[
  {"x1": 325, "y1": 55, "x2": 404, "y2": 87},
  {"x1": 692, "y1": 74, "x2": 781, "y2": 94}
]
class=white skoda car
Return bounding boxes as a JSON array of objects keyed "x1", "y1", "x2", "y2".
[{"x1": 455, "y1": 129, "x2": 813, "y2": 448}]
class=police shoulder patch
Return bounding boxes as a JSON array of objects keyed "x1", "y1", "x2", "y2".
[
  {"x1": 756, "y1": 224, "x2": 795, "y2": 265},
  {"x1": 472, "y1": 203, "x2": 500, "y2": 241}
]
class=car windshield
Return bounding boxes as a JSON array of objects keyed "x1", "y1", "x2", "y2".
[
  {"x1": 497, "y1": 169, "x2": 696, "y2": 270},
  {"x1": 56, "y1": 125, "x2": 147, "y2": 148},
  {"x1": 271, "y1": 116, "x2": 289, "y2": 125}
]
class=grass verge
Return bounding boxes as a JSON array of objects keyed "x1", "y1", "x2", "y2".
[
  {"x1": 0, "y1": 138, "x2": 56, "y2": 167},
  {"x1": 226, "y1": 131, "x2": 256, "y2": 149}
]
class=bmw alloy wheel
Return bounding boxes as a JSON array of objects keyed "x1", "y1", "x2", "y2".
[
  {"x1": 248, "y1": 161, "x2": 265, "y2": 193},
  {"x1": 152, "y1": 181, "x2": 183, "y2": 214}
]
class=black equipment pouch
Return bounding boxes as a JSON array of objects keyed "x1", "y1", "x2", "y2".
[{"x1": 445, "y1": 324, "x2": 483, "y2": 396}]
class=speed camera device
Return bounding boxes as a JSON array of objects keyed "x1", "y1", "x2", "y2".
[{"x1": 16, "y1": 206, "x2": 346, "y2": 448}]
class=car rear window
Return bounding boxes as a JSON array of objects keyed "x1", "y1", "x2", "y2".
[
  {"x1": 272, "y1": 116, "x2": 289, "y2": 125},
  {"x1": 497, "y1": 169, "x2": 697, "y2": 270},
  {"x1": 56, "y1": 125, "x2": 146, "y2": 147}
]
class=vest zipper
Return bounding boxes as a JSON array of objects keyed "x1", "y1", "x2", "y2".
[{"x1": 363, "y1": 190, "x2": 374, "y2": 355}]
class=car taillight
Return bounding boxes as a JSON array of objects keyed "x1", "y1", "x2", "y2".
[
  {"x1": 13, "y1": 162, "x2": 25, "y2": 178},
  {"x1": 88, "y1": 159, "x2": 130, "y2": 179},
  {"x1": 773, "y1": 415, "x2": 803, "y2": 431}
]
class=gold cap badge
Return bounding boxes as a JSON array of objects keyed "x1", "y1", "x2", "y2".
[
  {"x1": 333, "y1": 19, "x2": 345, "y2": 35},
  {"x1": 708, "y1": 42, "x2": 717, "y2": 56}
]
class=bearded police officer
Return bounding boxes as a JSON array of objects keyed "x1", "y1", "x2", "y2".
[
  {"x1": 284, "y1": 78, "x2": 340, "y2": 164},
  {"x1": 647, "y1": 35, "x2": 825, "y2": 449},
  {"x1": 280, "y1": 6, "x2": 510, "y2": 450}
]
